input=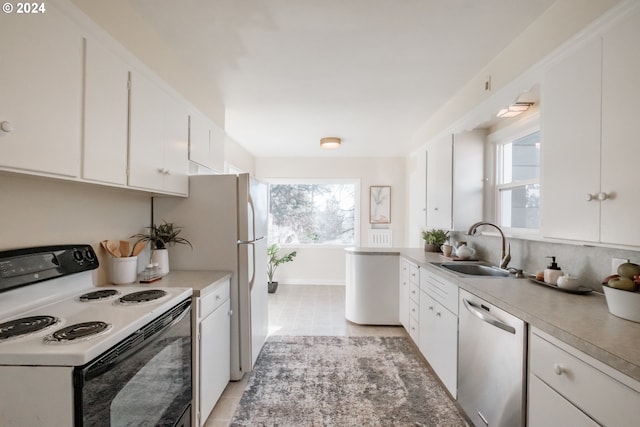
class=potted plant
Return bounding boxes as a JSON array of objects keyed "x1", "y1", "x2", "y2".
[
  {"x1": 132, "y1": 221, "x2": 192, "y2": 276},
  {"x1": 421, "y1": 229, "x2": 449, "y2": 252},
  {"x1": 267, "y1": 243, "x2": 297, "y2": 293}
]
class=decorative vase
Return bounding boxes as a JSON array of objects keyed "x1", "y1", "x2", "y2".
[
  {"x1": 424, "y1": 243, "x2": 440, "y2": 252},
  {"x1": 151, "y1": 248, "x2": 169, "y2": 276},
  {"x1": 268, "y1": 281, "x2": 278, "y2": 294}
]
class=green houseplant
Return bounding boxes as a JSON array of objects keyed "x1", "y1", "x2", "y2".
[
  {"x1": 267, "y1": 243, "x2": 297, "y2": 293},
  {"x1": 421, "y1": 229, "x2": 449, "y2": 252},
  {"x1": 132, "y1": 221, "x2": 192, "y2": 276}
]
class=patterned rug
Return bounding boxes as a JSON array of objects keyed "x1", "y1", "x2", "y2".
[{"x1": 230, "y1": 336, "x2": 469, "y2": 426}]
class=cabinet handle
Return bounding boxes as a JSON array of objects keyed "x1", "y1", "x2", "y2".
[
  {"x1": 0, "y1": 121, "x2": 12, "y2": 133},
  {"x1": 597, "y1": 192, "x2": 609, "y2": 201},
  {"x1": 436, "y1": 312, "x2": 441, "y2": 317},
  {"x1": 228, "y1": 310, "x2": 233, "y2": 316},
  {"x1": 428, "y1": 306, "x2": 434, "y2": 311},
  {"x1": 158, "y1": 167, "x2": 166, "y2": 174},
  {"x1": 553, "y1": 363, "x2": 564, "y2": 375},
  {"x1": 586, "y1": 193, "x2": 594, "y2": 201}
]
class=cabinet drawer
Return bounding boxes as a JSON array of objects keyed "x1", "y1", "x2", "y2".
[
  {"x1": 409, "y1": 282, "x2": 420, "y2": 303},
  {"x1": 198, "y1": 280, "x2": 230, "y2": 319},
  {"x1": 408, "y1": 314, "x2": 419, "y2": 343},
  {"x1": 528, "y1": 374, "x2": 599, "y2": 427},
  {"x1": 530, "y1": 331, "x2": 639, "y2": 426},
  {"x1": 420, "y1": 268, "x2": 458, "y2": 315},
  {"x1": 409, "y1": 299, "x2": 419, "y2": 320},
  {"x1": 409, "y1": 264, "x2": 419, "y2": 284}
]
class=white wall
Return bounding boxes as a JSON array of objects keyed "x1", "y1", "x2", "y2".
[
  {"x1": 0, "y1": 173, "x2": 152, "y2": 285},
  {"x1": 256, "y1": 157, "x2": 405, "y2": 285}
]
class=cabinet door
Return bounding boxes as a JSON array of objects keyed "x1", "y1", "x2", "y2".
[
  {"x1": 601, "y1": 9, "x2": 640, "y2": 246},
  {"x1": 408, "y1": 149, "x2": 427, "y2": 247},
  {"x1": 83, "y1": 37, "x2": 129, "y2": 185},
  {"x1": 434, "y1": 304, "x2": 457, "y2": 397},
  {"x1": 199, "y1": 299, "x2": 230, "y2": 426},
  {"x1": 528, "y1": 375, "x2": 599, "y2": 427},
  {"x1": 129, "y1": 71, "x2": 188, "y2": 194},
  {"x1": 0, "y1": 5, "x2": 82, "y2": 177},
  {"x1": 418, "y1": 291, "x2": 437, "y2": 362},
  {"x1": 426, "y1": 134, "x2": 453, "y2": 230},
  {"x1": 189, "y1": 111, "x2": 212, "y2": 170},
  {"x1": 399, "y1": 259, "x2": 410, "y2": 329},
  {"x1": 541, "y1": 38, "x2": 601, "y2": 242}
]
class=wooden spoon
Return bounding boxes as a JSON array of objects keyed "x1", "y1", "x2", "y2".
[
  {"x1": 131, "y1": 241, "x2": 146, "y2": 257},
  {"x1": 102, "y1": 240, "x2": 121, "y2": 257},
  {"x1": 119, "y1": 240, "x2": 130, "y2": 258}
]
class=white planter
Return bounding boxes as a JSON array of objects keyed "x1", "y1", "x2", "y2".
[{"x1": 151, "y1": 249, "x2": 169, "y2": 276}]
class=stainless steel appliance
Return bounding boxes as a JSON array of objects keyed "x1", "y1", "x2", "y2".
[
  {"x1": 458, "y1": 288, "x2": 526, "y2": 427},
  {"x1": 0, "y1": 244, "x2": 193, "y2": 426},
  {"x1": 154, "y1": 173, "x2": 268, "y2": 380}
]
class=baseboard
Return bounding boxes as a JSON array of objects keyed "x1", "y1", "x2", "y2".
[{"x1": 278, "y1": 279, "x2": 345, "y2": 286}]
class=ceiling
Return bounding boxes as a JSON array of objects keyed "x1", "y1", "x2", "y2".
[{"x1": 74, "y1": 0, "x2": 556, "y2": 157}]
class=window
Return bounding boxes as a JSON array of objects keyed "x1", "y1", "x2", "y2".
[
  {"x1": 495, "y1": 126, "x2": 540, "y2": 231},
  {"x1": 268, "y1": 180, "x2": 359, "y2": 246}
]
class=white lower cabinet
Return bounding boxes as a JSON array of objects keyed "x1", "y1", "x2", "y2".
[
  {"x1": 399, "y1": 258, "x2": 417, "y2": 329},
  {"x1": 418, "y1": 267, "x2": 458, "y2": 397},
  {"x1": 528, "y1": 328, "x2": 640, "y2": 427},
  {"x1": 194, "y1": 278, "x2": 231, "y2": 427}
]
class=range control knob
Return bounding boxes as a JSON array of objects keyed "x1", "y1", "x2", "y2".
[
  {"x1": 72, "y1": 250, "x2": 84, "y2": 262},
  {"x1": 84, "y1": 248, "x2": 96, "y2": 261}
]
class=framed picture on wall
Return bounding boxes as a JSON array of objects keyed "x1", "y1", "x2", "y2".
[{"x1": 370, "y1": 186, "x2": 391, "y2": 224}]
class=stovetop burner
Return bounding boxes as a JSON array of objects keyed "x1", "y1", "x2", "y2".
[
  {"x1": 44, "y1": 321, "x2": 112, "y2": 344},
  {"x1": 0, "y1": 316, "x2": 60, "y2": 341},
  {"x1": 78, "y1": 289, "x2": 120, "y2": 302},
  {"x1": 119, "y1": 289, "x2": 167, "y2": 304}
]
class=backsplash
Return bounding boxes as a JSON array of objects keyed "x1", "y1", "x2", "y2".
[
  {"x1": 0, "y1": 173, "x2": 152, "y2": 284},
  {"x1": 450, "y1": 231, "x2": 640, "y2": 291}
]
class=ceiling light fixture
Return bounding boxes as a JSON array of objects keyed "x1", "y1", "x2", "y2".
[
  {"x1": 320, "y1": 137, "x2": 341, "y2": 149},
  {"x1": 496, "y1": 102, "x2": 534, "y2": 118}
]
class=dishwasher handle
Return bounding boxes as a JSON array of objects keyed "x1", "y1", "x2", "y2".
[{"x1": 463, "y1": 298, "x2": 516, "y2": 334}]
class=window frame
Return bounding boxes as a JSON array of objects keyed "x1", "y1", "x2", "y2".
[
  {"x1": 266, "y1": 178, "x2": 361, "y2": 248},
  {"x1": 489, "y1": 114, "x2": 541, "y2": 236}
]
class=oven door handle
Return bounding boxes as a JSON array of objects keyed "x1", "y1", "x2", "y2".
[{"x1": 80, "y1": 303, "x2": 191, "y2": 382}]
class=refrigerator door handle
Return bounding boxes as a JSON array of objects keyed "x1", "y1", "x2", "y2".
[
  {"x1": 247, "y1": 192, "x2": 256, "y2": 241},
  {"x1": 238, "y1": 240, "x2": 258, "y2": 290}
]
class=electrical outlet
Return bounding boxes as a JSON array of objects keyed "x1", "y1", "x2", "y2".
[{"x1": 611, "y1": 257, "x2": 630, "y2": 275}]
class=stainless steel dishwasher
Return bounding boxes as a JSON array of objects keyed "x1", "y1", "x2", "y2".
[{"x1": 458, "y1": 289, "x2": 527, "y2": 427}]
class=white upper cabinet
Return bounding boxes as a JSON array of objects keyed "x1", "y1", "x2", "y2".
[
  {"x1": 82, "y1": 36, "x2": 129, "y2": 186},
  {"x1": 0, "y1": 5, "x2": 83, "y2": 177},
  {"x1": 426, "y1": 130, "x2": 484, "y2": 231},
  {"x1": 407, "y1": 149, "x2": 427, "y2": 246},
  {"x1": 189, "y1": 110, "x2": 225, "y2": 174},
  {"x1": 129, "y1": 71, "x2": 189, "y2": 195},
  {"x1": 542, "y1": 7, "x2": 640, "y2": 246},
  {"x1": 426, "y1": 134, "x2": 453, "y2": 230},
  {"x1": 541, "y1": 38, "x2": 602, "y2": 242},
  {"x1": 600, "y1": 8, "x2": 640, "y2": 246}
]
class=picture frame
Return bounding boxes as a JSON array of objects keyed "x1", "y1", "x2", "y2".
[{"x1": 370, "y1": 186, "x2": 391, "y2": 224}]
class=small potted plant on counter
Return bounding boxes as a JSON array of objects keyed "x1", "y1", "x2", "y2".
[
  {"x1": 421, "y1": 228, "x2": 449, "y2": 252},
  {"x1": 267, "y1": 243, "x2": 297, "y2": 293},
  {"x1": 132, "y1": 221, "x2": 192, "y2": 276}
]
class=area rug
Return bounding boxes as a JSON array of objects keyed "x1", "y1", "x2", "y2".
[{"x1": 230, "y1": 336, "x2": 469, "y2": 426}]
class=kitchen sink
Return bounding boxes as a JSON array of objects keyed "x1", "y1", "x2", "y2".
[{"x1": 433, "y1": 262, "x2": 511, "y2": 277}]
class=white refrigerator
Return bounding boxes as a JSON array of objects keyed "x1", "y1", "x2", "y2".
[{"x1": 154, "y1": 173, "x2": 268, "y2": 381}]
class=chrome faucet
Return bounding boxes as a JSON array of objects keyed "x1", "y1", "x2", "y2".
[{"x1": 466, "y1": 221, "x2": 511, "y2": 270}]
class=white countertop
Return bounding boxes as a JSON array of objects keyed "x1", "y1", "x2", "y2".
[{"x1": 397, "y1": 248, "x2": 640, "y2": 383}]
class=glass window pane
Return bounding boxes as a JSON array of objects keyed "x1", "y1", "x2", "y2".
[
  {"x1": 500, "y1": 131, "x2": 540, "y2": 184},
  {"x1": 269, "y1": 183, "x2": 356, "y2": 245},
  {"x1": 499, "y1": 184, "x2": 540, "y2": 229}
]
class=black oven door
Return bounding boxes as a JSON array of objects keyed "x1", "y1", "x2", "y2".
[{"x1": 73, "y1": 299, "x2": 192, "y2": 427}]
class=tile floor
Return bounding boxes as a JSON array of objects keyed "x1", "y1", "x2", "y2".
[{"x1": 203, "y1": 284, "x2": 406, "y2": 426}]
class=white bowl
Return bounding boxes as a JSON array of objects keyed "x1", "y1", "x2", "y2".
[{"x1": 603, "y1": 285, "x2": 640, "y2": 323}]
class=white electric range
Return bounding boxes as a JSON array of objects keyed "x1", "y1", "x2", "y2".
[{"x1": 0, "y1": 244, "x2": 193, "y2": 427}]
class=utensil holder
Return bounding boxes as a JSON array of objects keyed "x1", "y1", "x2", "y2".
[{"x1": 110, "y1": 256, "x2": 138, "y2": 285}]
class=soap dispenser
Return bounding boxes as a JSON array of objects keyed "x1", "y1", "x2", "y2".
[{"x1": 544, "y1": 256, "x2": 564, "y2": 285}]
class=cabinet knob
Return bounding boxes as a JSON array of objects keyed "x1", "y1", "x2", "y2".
[
  {"x1": 597, "y1": 192, "x2": 609, "y2": 201},
  {"x1": 215, "y1": 295, "x2": 221, "y2": 300},
  {"x1": 158, "y1": 168, "x2": 166, "y2": 174},
  {"x1": 428, "y1": 306, "x2": 434, "y2": 311},
  {"x1": 0, "y1": 121, "x2": 12, "y2": 133},
  {"x1": 586, "y1": 193, "x2": 594, "y2": 201},
  {"x1": 553, "y1": 363, "x2": 564, "y2": 375},
  {"x1": 436, "y1": 312, "x2": 441, "y2": 317},
  {"x1": 228, "y1": 310, "x2": 233, "y2": 316}
]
